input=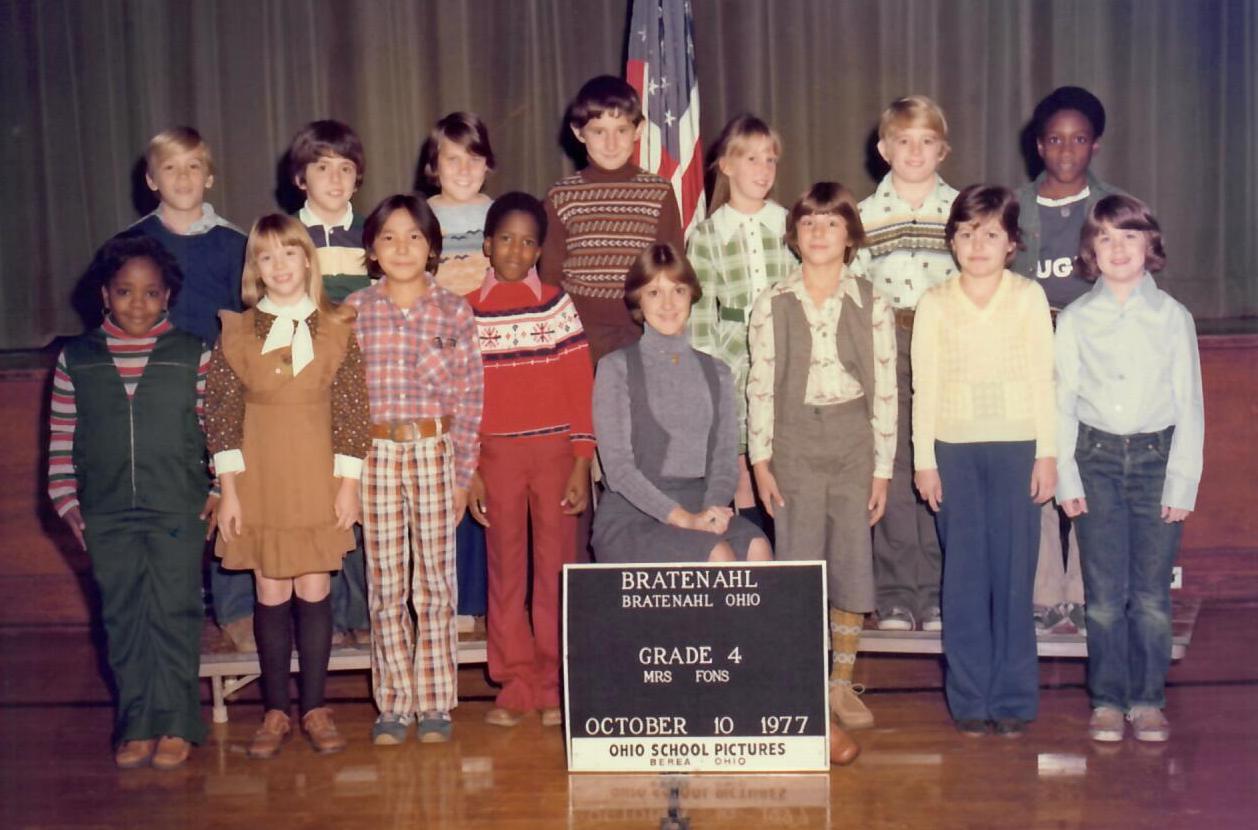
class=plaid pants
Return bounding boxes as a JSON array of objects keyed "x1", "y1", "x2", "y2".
[{"x1": 362, "y1": 435, "x2": 458, "y2": 716}]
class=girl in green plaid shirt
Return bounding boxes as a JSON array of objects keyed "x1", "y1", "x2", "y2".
[{"x1": 687, "y1": 115, "x2": 797, "y2": 525}]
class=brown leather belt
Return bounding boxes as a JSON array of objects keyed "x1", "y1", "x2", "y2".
[
  {"x1": 370, "y1": 417, "x2": 452, "y2": 442},
  {"x1": 894, "y1": 309, "x2": 915, "y2": 331}
]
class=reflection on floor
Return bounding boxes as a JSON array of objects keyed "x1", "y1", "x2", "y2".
[{"x1": 2, "y1": 600, "x2": 1256, "y2": 829}]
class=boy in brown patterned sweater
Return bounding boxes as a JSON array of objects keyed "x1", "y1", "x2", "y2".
[{"x1": 541, "y1": 75, "x2": 684, "y2": 364}]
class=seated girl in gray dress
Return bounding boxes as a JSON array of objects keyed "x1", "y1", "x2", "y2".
[{"x1": 591, "y1": 243, "x2": 772, "y2": 564}]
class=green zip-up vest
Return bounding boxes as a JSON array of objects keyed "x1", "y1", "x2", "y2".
[{"x1": 63, "y1": 329, "x2": 208, "y2": 515}]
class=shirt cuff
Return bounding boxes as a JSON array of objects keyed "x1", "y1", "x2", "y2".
[
  {"x1": 1161, "y1": 473, "x2": 1198, "y2": 512},
  {"x1": 213, "y1": 449, "x2": 246, "y2": 474},
  {"x1": 873, "y1": 464, "x2": 894, "y2": 480},
  {"x1": 1055, "y1": 464, "x2": 1085, "y2": 504},
  {"x1": 56, "y1": 498, "x2": 80, "y2": 518},
  {"x1": 334, "y1": 454, "x2": 364, "y2": 480}
]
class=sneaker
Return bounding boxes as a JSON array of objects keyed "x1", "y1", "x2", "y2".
[
  {"x1": 1089, "y1": 707, "x2": 1125, "y2": 742},
  {"x1": 221, "y1": 616, "x2": 256, "y2": 652},
  {"x1": 955, "y1": 719, "x2": 989, "y2": 737},
  {"x1": 247, "y1": 709, "x2": 292, "y2": 759},
  {"x1": 1067, "y1": 603, "x2": 1088, "y2": 636},
  {"x1": 151, "y1": 736, "x2": 191, "y2": 770},
  {"x1": 484, "y1": 707, "x2": 525, "y2": 728},
  {"x1": 372, "y1": 713, "x2": 410, "y2": 746},
  {"x1": 302, "y1": 707, "x2": 347, "y2": 754},
  {"x1": 541, "y1": 707, "x2": 564, "y2": 728},
  {"x1": 876, "y1": 607, "x2": 915, "y2": 631},
  {"x1": 1128, "y1": 706, "x2": 1170, "y2": 742},
  {"x1": 993, "y1": 718, "x2": 1026, "y2": 738},
  {"x1": 1034, "y1": 604, "x2": 1068, "y2": 634},
  {"x1": 418, "y1": 712, "x2": 453, "y2": 743},
  {"x1": 114, "y1": 739, "x2": 156, "y2": 769},
  {"x1": 829, "y1": 682, "x2": 874, "y2": 729},
  {"x1": 919, "y1": 605, "x2": 943, "y2": 632}
]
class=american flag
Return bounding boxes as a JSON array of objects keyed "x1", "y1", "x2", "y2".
[{"x1": 625, "y1": 0, "x2": 706, "y2": 240}]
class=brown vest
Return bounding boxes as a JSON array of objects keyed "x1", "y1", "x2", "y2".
[{"x1": 770, "y1": 277, "x2": 877, "y2": 430}]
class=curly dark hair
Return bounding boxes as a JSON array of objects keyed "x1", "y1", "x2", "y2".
[{"x1": 91, "y1": 235, "x2": 185, "y2": 305}]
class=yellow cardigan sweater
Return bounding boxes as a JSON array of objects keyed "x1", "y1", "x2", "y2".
[{"x1": 910, "y1": 270, "x2": 1056, "y2": 470}]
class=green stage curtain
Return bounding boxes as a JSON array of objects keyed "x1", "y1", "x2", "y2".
[{"x1": 1, "y1": 0, "x2": 1254, "y2": 349}]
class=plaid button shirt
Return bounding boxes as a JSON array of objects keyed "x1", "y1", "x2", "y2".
[
  {"x1": 345, "y1": 279, "x2": 483, "y2": 489},
  {"x1": 687, "y1": 201, "x2": 798, "y2": 450}
]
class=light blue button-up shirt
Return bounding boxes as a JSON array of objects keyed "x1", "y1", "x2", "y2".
[{"x1": 1054, "y1": 273, "x2": 1204, "y2": 510}]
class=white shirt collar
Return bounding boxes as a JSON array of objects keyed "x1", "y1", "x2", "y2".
[
  {"x1": 299, "y1": 201, "x2": 354, "y2": 231},
  {"x1": 711, "y1": 201, "x2": 788, "y2": 246}
]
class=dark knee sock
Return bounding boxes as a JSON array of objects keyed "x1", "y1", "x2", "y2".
[
  {"x1": 294, "y1": 595, "x2": 333, "y2": 715},
  {"x1": 253, "y1": 600, "x2": 293, "y2": 713}
]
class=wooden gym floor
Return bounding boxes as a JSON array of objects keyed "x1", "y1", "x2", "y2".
[{"x1": 2, "y1": 599, "x2": 1256, "y2": 829}]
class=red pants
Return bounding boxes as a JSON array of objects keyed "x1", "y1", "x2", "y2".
[{"x1": 480, "y1": 434, "x2": 580, "y2": 711}]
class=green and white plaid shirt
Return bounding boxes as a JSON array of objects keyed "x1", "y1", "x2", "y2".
[{"x1": 687, "y1": 201, "x2": 798, "y2": 450}]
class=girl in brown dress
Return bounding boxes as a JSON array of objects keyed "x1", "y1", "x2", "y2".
[{"x1": 206, "y1": 214, "x2": 370, "y2": 758}]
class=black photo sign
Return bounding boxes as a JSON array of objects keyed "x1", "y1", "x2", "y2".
[{"x1": 563, "y1": 562, "x2": 829, "y2": 772}]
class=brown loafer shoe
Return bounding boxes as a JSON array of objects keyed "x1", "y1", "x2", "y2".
[
  {"x1": 830, "y1": 682, "x2": 875, "y2": 729},
  {"x1": 151, "y1": 736, "x2": 191, "y2": 770},
  {"x1": 829, "y1": 724, "x2": 861, "y2": 766},
  {"x1": 302, "y1": 707, "x2": 347, "y2": 754},
  {"x1": 114, "y1": 739, "x2": 156, "y2": 769},
  {"x1": 484, "y1": 707, "x2": 525, "y2": 728},
  {"x1": 247, "y1": 709, "x2": 292, "y2": 759},
  {"x1": 540, "y1": 707, "x2": 563, "y2": 728}
]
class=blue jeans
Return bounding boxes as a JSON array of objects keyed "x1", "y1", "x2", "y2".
[
  {"x1": 935, "y1": 441, "x2": 1040, "y2": 722},
  {"x1": 331, "y1": 525, "x2": 370, "y2": 632},
  {"x1": 1074, "y1": 424, "x2": 1181, "y2": 711},
  {"x1": 209, "y1": 559, "x2": 255, "y2": 625}
]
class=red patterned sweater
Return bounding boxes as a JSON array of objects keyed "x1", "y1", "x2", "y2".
[{"x1": 468, "y1": 270, "x2": 595, "y2": 458}]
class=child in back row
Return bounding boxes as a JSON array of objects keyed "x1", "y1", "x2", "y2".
[
  {"x1": 1055, "y1": 195, "x2": 1203, "y2": 744},
  {"x1": 467, "y1": 192, "x2": 595, "y2": 728},
  {"x1": 49, "y1": 236, "x2": 215, "y2": 770},
  {"x1": 346, "y1": 195, "x2": 483, "y2": 745},
  {"x1": 116, "y1": 127, "x2": 254, "y2": 651},
  {"x1": 687, "y1": 114, "x2": 796, "y2": 530},
  {"x1": 542, "y1": 75, "x2": 685, "y2": 364},
  {"x1": 1015, "y1": 87, "x2": 1126, "y2": 636},
  {"x1": 424, "y1": 112, "x2": 496, "y2": 297},
  {"x1": 421, "y1": 112, "x2": 494, "y2": 633},
  {"x1": 912, "y1": 185, "x2": 1056, "y2": 737},
  {"x1": 747, "y1": 183, "x2": 898, "y2": 732},
  {"x1": 207, "y1": 214, "x2": 370, "y2": 759},
  {"x1": 853, "y1": 95, "x2": 958, "y2": 634},
  {"x1": 290, "y1": 119, "x2": 374, "y2": 644}
]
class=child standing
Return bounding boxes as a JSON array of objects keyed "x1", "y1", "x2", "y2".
[
  {"x1": 291, "y1": 119, "x2": 373, "y2": 303},
  {"x1": 542, "y1": 75, "x2": 685, "y2": 364},
  {"x1": 345, "y1": 195, "x2": 483, "y2": 745},
  {"x1": 466, "y1": 192, "x2": 594, "y2": 727},
  {"x1": 747, "y1": 183, "x2": 898, "y2": 730},
  {"x1": 49, "y1": 236, "x2": 215, "y2": 770},
  {"x1": 290, "y1": 119, "x2": 373, "y2": 643},
  {"x1": 687, "y1": 114, "x2": 795, "y2": 529},
  {"x1": 853, "y1": 96, "x2": 958, "y2": 633},
  {"x1": 116, "y1": 126, "x2": 254, "y2": 651},
  {"x1": 912, "y1": 185, "x2": 1057, "y2": 737},
  {"x1": 421, "y1": 112, "x2": 495, "y2": 631},
  {"x1": 1013, "y1": 87, "x2": 1126, "y2": 635},
  {"x1": 1055, "y1": 195, "x2": 1203, "y2": 743},
  {"x1": 207, "y1": 214, "x2": 370, "y2": 758},
  {"x1": 423, "y1": 112, "x2": 496, "y2": 297}
]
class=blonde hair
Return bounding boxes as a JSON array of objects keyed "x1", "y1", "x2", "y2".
[
  {"x1": 878, "y1": 95, "x2": 950, "y2": 150},
  {"x1": 241, "y1": 214, "x2": 355, "y2": 323},
  {"x1": 146, "y1": 126, "x2": 213, "y2": 175},
  {"x1": 707, "y1": 114, "x2": 782, "y2": 215}
]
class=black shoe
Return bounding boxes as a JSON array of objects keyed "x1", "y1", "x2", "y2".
[
  {"x1": 955, "y1": 719, "x2": 990, "y2": 737},
  {"x1": 993, "y1": 718, "x2": 1025, "y2": 738}
]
